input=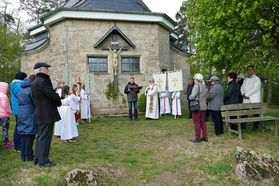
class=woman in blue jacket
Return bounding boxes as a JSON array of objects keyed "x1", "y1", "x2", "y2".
[
  {"x1": 10, "y1": 72, "x2": 27, "y2": 152},
  {"x1": 17, "y1": 75, "x2": 37, "y2": 162}
]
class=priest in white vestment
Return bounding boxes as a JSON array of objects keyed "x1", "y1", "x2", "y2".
[
  {"x1": 145, "y1": 78, "x2": 159, "y2": 119},
  {"x1": 172, "y1": 91, "x2": 181, "y2": 119},
  {"x1": 159, "y1": 90, "x2": 171, "y2": 116},
  {"x1": 80, "y1": 87, "x2": 91, "y2": 120}
]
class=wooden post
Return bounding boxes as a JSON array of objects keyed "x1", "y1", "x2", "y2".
[
  {"x1": 237, "y1": 123, "x2": 242, "y2": 140},
  {"x1": 274, "y1": 120, "x2": 277, "y2": 136}
]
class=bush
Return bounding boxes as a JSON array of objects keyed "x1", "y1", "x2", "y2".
[{"x1": 138, "y1": 93, "x2": 146, "y2": 112}]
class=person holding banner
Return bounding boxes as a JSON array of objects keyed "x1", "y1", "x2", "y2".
[
  {"x1": 145, "y1": 78, "x2": 159, "y2": 120},
  {"x1": 172, "y1": 91, "x2": 181, "y2": 119},
  {"x1": 80, "y1": 85, "x2": 91, "y2": 122},
  {"x1": 159, "y1": 90, "x2": 171, "y2": 116}
]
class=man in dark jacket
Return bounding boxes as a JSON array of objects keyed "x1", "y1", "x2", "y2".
[
  {"x1": 124, "y1": 77, "x2": 140, "y2": 120},
  {"x1": 224, "y1": 73, "x2": 240, "y2": 105},
  {"x1": 185, "y1": 78, "x2": 194, "y2": 119},
  {"x1": 31, "y1": 62, "x2": 61, "y2": 167}
]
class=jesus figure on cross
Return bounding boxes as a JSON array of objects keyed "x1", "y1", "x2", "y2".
[{"x1": 108, "y1": 46, "x2": 123, "y2": 76}]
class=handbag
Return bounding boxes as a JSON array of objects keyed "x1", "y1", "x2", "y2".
[{"x1": 190, "y1": 85, "x2": 200, "y2": 112}]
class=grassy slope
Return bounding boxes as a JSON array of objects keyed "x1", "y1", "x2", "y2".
[{"x1": 0, "y1": 110, "x2": 279, "y2": 185}]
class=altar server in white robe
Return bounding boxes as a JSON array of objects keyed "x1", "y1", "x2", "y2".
[
  {"x1": 160, "y1": 90, "x2": 171, "y2": 116},
  {"x1": 172, "y1": 91, "x2": 181, "y2": 119},
  {"x1": 145, "y1": 78, "x2": 159, "y2": 119},
  {"x1": 60, "y1": 85, "x2": 79, "y2": 142},
  {"x1": 80, "y1": 86, "x2": 91, "y2": 121}
]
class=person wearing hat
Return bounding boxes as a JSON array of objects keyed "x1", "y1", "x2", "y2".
[
  {"x1": 10, "y1": 72, "x2": 27, "y2": 152},
  {"x1": 206, "y1": 76, "x2": 224, "y2": 136},
  {"x1": 31, "y1": 62, "x2": 61, "y2": 167},
  {"x1": 189, "y1": 73, "x2": 208, "y2": 143}
]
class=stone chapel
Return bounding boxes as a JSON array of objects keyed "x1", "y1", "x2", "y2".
[{"x1": 21, "y1": 0, "x2": 189, "y2": 115}]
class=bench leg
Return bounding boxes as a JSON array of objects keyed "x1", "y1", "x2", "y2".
[
  {"x1": 261, "y1": 121, "x2": 265, "y2": 132},
  {"x1": 274, "y1": 120, "x2": 277, "y2": 136},
  {"x1": 237, "y1": 123, "x2": 242, "y2": 140},
  {"x1": 228, "y1": 123, "x2": 231, "y2": 136}
]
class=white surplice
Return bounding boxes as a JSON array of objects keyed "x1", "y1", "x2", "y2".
[
  {"x1": 160, "y1": 90, "x2": 171, "y2": 115},
  {"x1": 172, "y1": 91, "x2": 181, "y2": 116},
  {"x1": 145, "y1": 83, "x2": 159, "y2": 119},
  {"x1": 60, "y1": 94, "x2": 79, "y2": 140},
  {"x1": 80, "y1": 89, "x2": 91, "y2": 119}
]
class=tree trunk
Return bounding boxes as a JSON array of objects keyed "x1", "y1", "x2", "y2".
[
  {"x1": 266, "y1": 76, "x2": 273, "y2": 104},
  {"x1": 261, "y1": 79, "x2": 264, "y2": 103}
]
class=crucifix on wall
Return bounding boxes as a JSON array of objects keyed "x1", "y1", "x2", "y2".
[
  {"x1": 103, "y1": 33, "x2": 129, "y2": 95},
  {"x1": 94, "y1": 25, "x2": 136, "y2": 95}
]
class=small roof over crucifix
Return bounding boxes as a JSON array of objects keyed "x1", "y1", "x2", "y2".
[{"x1": 94, "y1": 25, "x2": 136, "y2": 50}]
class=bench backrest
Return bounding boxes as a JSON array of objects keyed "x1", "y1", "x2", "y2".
[{"x1": 221, "y1": 103, "x2": 269, "y2": 118}]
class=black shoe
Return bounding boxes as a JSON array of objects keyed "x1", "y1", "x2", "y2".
[
  {"x1": 190, "y1": 139, "x2": 201, "y2": 143},
  {"x1": 201, "y1": 138, "x2": 208, "y2": 142},
  {"x1": 39, "y1": 161, "x2": 56, "y2": 168},
  {"x1": 33, "y1": 160, "x2": 38, "y2": 165}
]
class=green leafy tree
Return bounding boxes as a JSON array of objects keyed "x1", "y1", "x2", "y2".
[
  {"x1": 0, "y1": 1, "x2": 23, "y2": 83},
  {"x1": 185, "y1": 0, "x2": 279, "y2": 103},
  {"x1": 19, "y1": 0, "x2": 67, "y2": 24}
]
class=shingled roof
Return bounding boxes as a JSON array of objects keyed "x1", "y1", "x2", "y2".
[{"x1": 63, "y1": 0, "x2": 151, "y2": 12}]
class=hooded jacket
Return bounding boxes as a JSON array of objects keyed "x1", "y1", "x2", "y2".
[
  {"x1": 0, "y1": 82, "x2": 12, "y2": 118},
  {"x1": 17, "y1": 78, "x2": 37, "y2": 135},
  {"x1": 10, "y1": 79, "x2": 23, "y2": 115}
]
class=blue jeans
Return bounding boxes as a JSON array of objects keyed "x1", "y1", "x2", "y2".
[{"x1": 128, "y1": 101, "x2": 138, "y2": 120}]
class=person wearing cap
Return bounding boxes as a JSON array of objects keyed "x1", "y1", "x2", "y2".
[
  {"x1": 189, "y1": 73, "x2": 208, "y2": 143},
  {"x1": 206, "y1": 76, "x2": 224, "y2": 136},
  {"x1": 31, "y1": 62, "x2": 61, "y2": 167},
  {"x1": 241, "y1": 65, "x2": 261, "y2": 131},
  {"x1": 10, "y1": 72, "x2": 27, "y2": 152},
  {"x1": 185, "y1": 77, "x2": 194, "y2": 119}
]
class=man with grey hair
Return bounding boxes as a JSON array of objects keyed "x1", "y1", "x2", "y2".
[
  {"x1": 31, "y1": 62, "x2": 61, "y2": 167},
  {"x1": 145, "y1": 78, "x2": 159, "y2": 119}
]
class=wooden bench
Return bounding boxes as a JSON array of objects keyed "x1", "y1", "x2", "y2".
[{"x1": 221, "y1": 103, "x2": 279, "y2": 139}]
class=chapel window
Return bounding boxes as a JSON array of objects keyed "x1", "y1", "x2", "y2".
[
  {"x1": 121, "y1": 57, "x2": 140, "y2": 73},
  {"x1": 88, "y1": 57, "x2": 108, "y2": 72}
]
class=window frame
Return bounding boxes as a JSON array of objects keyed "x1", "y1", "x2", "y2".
[
  {"x1": 121, "y1": 56, "x2": 141, "y2": 74},
  {"x1": 87, "y1": 56, "x2": 108, "y2": 74}
]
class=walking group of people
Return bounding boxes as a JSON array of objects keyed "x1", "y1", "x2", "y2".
[
  {"x1": 124, "y1": 65, "x2": 261, "y2": 143},
  {"x1": 0, "y1": 62, "x2": 90, "y2": 167}
]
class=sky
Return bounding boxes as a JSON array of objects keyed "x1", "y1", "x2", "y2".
[{"x1": 6, "y1": 0, "x2": 184, "y2": 22}]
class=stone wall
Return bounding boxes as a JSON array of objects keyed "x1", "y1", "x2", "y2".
[{"x1": 21, "y1": 19, "x2": 189, "y2": 115}]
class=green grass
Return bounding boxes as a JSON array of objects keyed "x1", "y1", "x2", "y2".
[{"x1": 1, "y1": 110, "x2": 279, "y2": 185}]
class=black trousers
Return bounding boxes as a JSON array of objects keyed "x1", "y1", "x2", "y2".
[
  {"x1": 188, "y1": 101, "x2": 192, "y2": 118},
  {"x1": 211, "y1": 111, "x2": 224, "y2": 136},
  {"x1": 34, "y1": 123, "x2": 54, "y2": 165},
  {"x1": 14, "y1": 115, "x2": 21, "y2": 151},
  {"x1": 20, "y1": 134, "x2": 35, "y2": 161}
]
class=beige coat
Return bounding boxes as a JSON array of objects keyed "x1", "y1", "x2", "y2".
[{"x1": 189, "y1": 82, "x2": 207, "y2": 111}]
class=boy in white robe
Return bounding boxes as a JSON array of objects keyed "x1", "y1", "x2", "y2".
[
  {"x1": 172, "y1": 91, "x2": 181, "y2": 119},
  {"x1": 80, "y1": 86, "x2": 91, "y2": 121},
  {"x1": 145, "y1": 78, "x2": 159, "y2": 119},
  {"x1": 159, "y1": 90, "x2": 171, "y2": 116},
  {"x1": 59, "y1": 86, "x2": 79, "y2": 142}
]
